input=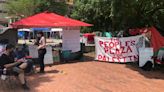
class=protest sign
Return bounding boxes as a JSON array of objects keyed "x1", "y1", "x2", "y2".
[{"x1": 95, "y1": 35, "x2": 145, "y2": 62}]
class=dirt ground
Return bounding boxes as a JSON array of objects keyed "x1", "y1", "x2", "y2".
[{"x1": 0, "y1": 53, "x2": 164, "y2": 92}]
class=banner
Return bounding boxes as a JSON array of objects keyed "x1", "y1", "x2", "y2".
[{"x1": 95, "y1": 35, "x2": 145, "y2": 63}]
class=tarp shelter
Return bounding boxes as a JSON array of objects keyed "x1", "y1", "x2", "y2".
[
  {"x1": 129, "y1": 27, "x2": 164, "y2": 52},
  {"x1": 0, "y1": 27, "x2": 17, "y2": 45},
  {"x1": 0, "y1": 25, "x2": 5, "y2": 28},
  {"x1": 11, "y1": 12, "x2": 92, "y2": 52}
]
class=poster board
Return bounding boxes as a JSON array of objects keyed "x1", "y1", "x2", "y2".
[
  {"x1": 95, "y1": 35, "x2": 145, "y2": 63},
  {"x1": 44, "y1": 46, "x2": 53, "y2": 65},
  {"x1": 62, "y1": 28, "x2": 80, "y2": 52}
]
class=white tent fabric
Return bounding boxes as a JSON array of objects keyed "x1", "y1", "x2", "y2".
[
  {"x1": 18, "y1": 28, "x2": 32, "y2": 32},
  {"x1": 51, "y1": 28, "x2": 63, "y2": 32}
]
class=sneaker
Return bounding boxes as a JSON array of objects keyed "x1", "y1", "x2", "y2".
[{"x1": 22, "y1": 84, "x2": 30, "y2": 90}]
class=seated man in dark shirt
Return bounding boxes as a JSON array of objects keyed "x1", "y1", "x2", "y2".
[{"x1": 0, "y1": 44, "x2": 30, "y2": 90}]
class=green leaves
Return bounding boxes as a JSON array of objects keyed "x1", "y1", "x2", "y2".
[
  {"x1": 6, "y1": 0, "x2": 68, "y2": 18},
  {"x1": 6, "y1": 0, "x2": 39, "y2": 17},
  {"x1": 72, "y1": 0, "x2": 164, "y2": 33},
  {"x1": 6, "y1": 0, "x2": 164, "y2": 34},
  {"x1": 71, "y1": 0, "x2": 112, "y2": 32},
  {"x1": 35, "y1": 0, "x2": 68, "y2": 15}
]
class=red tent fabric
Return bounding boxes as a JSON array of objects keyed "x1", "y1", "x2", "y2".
[
  {"x1": 11, "y1": 12, "x2": 92, "y2": 28},
  {"x1": 129, "y1": 27, "x2": 164, "y2": 52},
  {"x1": 149, "y1": 27, "x2": 164, "y2": 52},
  {"x1": 83, "y1": 33, "x2": 95, "y2": 43}
]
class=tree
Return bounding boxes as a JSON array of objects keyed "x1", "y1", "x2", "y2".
[
  {"x1": 110, "y1": 0, "x2": 164, "y2": 31},
  {"x1": 71, "y1": 0, "x2": 112, "y2": 33},
  {"x1": 6, "y1": 0, "x2": 69, "y2": 18},
  {"x1": 6, "y1": 0, "x2": 40, "y2": 17},
  {"x1": 72, "y1": 0, "x2": 164, "y2": 34},
  {"x1": 35, "y1": 0, "x2": 68, "y2": 16}
]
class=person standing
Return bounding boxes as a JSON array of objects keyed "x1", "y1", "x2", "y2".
[{"x1": 37, "y1": 32, "x2": 47, "y2": 73}]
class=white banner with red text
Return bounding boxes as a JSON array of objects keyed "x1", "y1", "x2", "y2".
[{"x1": 95, "y1": 35, "x2": 145, "y2": 63}]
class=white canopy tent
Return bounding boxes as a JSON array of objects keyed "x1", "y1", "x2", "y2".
[
  {"x1": 18, "y1": 28, "x2": 32, "y2": 32},
  {"x1": 50, "y1": 28, "x2": 63, "y2": 32},
  {"x1": 18, "y1": 28, "x2": 33, "y2": 44},
  {"x1": 50, "y1": 28, "x2": 63, "y2": 39}
]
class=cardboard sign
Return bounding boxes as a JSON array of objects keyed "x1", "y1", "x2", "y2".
[{"x1": 95, "y1": 35, "x2": 145, "y2": 63}]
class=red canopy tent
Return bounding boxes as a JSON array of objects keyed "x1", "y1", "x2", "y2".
[
  {"x1": 11, "y1": 12, "x2": 92, "y2": 53},
  {"x1": 83, "y1": 33, "x2": 95, "y2": 43},
  {"x1": 11, "y1": 12, "x2": 92, "y2": 28}
]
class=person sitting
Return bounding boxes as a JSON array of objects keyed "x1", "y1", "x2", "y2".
[
  {"x1": 14, "y1": 45, "x2": 34, "y2": 74},
  {"x1": 0, "y1": 44, "x2": 30, "y2": 90}
]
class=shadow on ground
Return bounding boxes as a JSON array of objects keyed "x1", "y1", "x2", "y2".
[
  {"x1": 29, "y1": 69, "x2": 59, "y2": 91},
  {"x1": 0, "y1": 69, "x2": 60, "y2": 92},
  {"x1": 58, "y1": 52, "x2": 95, "y2": 64},
  {"x1": 125, "y1": 62, "x2": 164, "y2": 79}
]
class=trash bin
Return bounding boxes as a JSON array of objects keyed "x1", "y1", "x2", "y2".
[
  {"x1": 61, "y1": 50, "x2": 72, "y2": 62},
  {"x1": 52, "y1": 48, "x2": 61, "y2": 63}
]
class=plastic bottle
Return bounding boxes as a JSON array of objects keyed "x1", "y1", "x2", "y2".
[
  {"x1": 3, "y1": 68, "x2": 6, "y2": 75},
  {"x1": 33, "y1": 65, "x2": 36, "y2": 73}
]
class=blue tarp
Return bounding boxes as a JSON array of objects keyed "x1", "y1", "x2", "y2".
[
  {"x1": 18, "y1": 31, "x2": 25, "y2": 38},
  {"x1": 31, "y1": 28, "x2": 50, "y2": 32}
]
